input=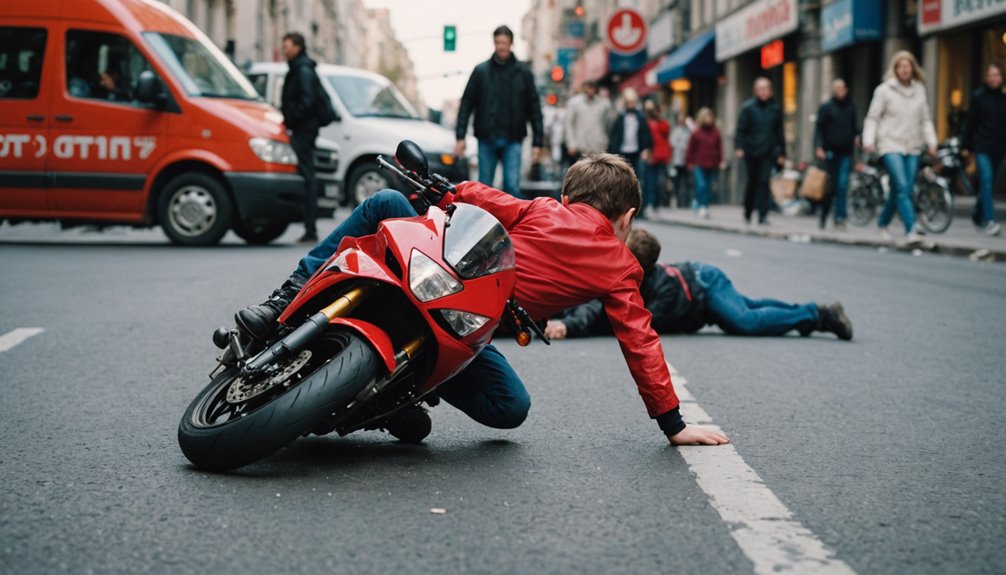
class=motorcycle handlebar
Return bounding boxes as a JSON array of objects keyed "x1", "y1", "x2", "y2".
[{"x1": 376, "y1": 155, "x2": 425, "y2": 191}]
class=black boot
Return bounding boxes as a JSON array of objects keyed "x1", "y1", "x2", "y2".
[
  {"x1": 234, "y1": 275, "x2": 305, "y2": 341},
  {"x1": 382, "y1": 405, "x2": 432, "y2": 444},
  {"x1": 817, "y1": 302, "x2": 853, "y2": 341}
]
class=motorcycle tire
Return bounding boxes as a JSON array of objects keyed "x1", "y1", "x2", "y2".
[
  {"x1": 178, "y1": 329, "x2": 380, "y2": 472},
  {"x1": 847, "y1": 180, "x2": 876, "y2": 226},
  {"x1": 915, "y1": 181, "x2": 954, "y2": 234}
]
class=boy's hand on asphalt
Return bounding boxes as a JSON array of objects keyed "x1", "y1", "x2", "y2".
[
  {"x1": 668, "y1": 425, "x2": 730, "y2": 446},
  {"x1": 544, "y1": 320, "x2": 567, "y2": 340}
]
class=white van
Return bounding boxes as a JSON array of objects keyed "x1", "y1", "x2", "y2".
[{"x1": 246, "y1": 62, "x2": 468, "y2": 206}]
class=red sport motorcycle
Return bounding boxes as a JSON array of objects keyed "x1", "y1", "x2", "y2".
[{"x1": 178, "y1": 141, "x2": 547, "y2": 471}]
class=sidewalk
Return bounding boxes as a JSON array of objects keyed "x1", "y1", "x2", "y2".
[{"x1": 647, "y1": 196, "x2": 1005, "y2": 262}]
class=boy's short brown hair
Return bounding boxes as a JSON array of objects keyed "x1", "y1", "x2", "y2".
[
  {"x1": 562, "y1": 153, "x2": 641, "y2": 220},
  {"x1": 626, "y1": 228, "x2": 661, "y2": 270}
]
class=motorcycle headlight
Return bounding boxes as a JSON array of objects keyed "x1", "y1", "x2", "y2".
[
  {"x1": 437, "y1": 309, "x2": 490, "y2": 337},
  {"x1": 409, "y1": 249, "x2": 462, "y2": 302},
  {"x1": 249, "y1": 137, "x2": 298, "y2": 165}
]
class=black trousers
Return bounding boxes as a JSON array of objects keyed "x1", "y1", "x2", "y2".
[
  {"x1": 289, "y1": 128, "x2": 319, "y2": 235},
  {"x1": 743, "y1": 155, "x2": 774, "y2": 222}
]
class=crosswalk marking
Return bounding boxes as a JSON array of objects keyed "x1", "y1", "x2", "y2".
[
  {"x1": 669, "y1": 362, "x2": 857, "y2": 575},
  {"x1": 0, "y1": 328, "x2": 45, "y2": 353}
]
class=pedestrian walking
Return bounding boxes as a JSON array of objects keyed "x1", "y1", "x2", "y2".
[
  {"x1": 607, "y1": 88, "x2": 652, "y2": 203},
  {"x1": 814, "y1": 79, "x2": 859, "y2": 230},
  {"x1": 670, "y1": 113, "x2": 692, "y2": 208},
  {"x1": 735, "y1": 77, "x2": 786, "y2": 225},
  {"x1": 280, "y1": 32, "x2": 323, "y2": 244},
  {"x1": 862, "y1": 50, "x2": 937, "y2": 243},
  {"x1": 641, "y1": 99, "x2": 671, "y2": 218},
  {"x1": 455, "y1": 25, "x2": 544, "y2": 199},
  {"x1": 564, "y1": 80, "x2": 612, "y2": 166},
  {"x1": 685, "y1": 107, "x2": 724, "y2": 219},
  {"x1": 545, "y1": 228, "x2": 853, "y2": 340},
  {"x1": 961, "y1": 62, "x2": 1005, "y2": 236}
]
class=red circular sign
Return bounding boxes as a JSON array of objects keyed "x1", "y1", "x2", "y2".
[{"x1": 606, "y1": 9, "x2": 647, "y2": 55}]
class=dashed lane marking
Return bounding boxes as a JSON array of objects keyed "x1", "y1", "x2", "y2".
[
  {"x1": 0, "y1": 328, "x2": 45, "y2": 353},
  {"x1": 669, "y1": 362, "x2": 857, "y2": 575}
]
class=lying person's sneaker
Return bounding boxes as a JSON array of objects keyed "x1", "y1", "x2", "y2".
[
  {"x1": 234, "y1": 277, "x2": 304, "y2": 341},
  {"x1": 382, "y1": 405, "x2": 432, "y2": 444},
  {"x1": 818, "y1": 302, "x2": 853, "y2": 341}
]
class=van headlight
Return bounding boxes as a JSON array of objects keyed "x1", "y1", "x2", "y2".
[
  {"x1": 409, "y1": 249, "x2": 462, "y2": 302},
  {"x1": 249, "y1": 137, "x2": 298, "y2": 165}
]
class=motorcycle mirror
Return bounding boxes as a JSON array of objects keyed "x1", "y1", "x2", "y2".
[{"x1": 396, "y1": 140, "x2": 428, "y2": 177}]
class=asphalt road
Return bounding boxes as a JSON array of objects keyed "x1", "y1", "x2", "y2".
[{"x1": 1, "y1": 218, "x2": 1004, "y2": 574}]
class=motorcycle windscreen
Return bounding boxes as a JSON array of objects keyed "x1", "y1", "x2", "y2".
[{"x1": 443, "y1": 204, "x2": 515, "y2": 280}]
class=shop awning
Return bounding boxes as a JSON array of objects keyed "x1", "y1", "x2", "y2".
[
  {"x1": 618, "y1": 58, "x2": 662, "y2": 98},
  {"x1": 655, "y1": 31, "x2": 720, "y2": 84}
]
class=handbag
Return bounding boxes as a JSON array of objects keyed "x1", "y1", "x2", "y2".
[{"x1": 800, "y1": 164, "x2": 829, "y2": 201}]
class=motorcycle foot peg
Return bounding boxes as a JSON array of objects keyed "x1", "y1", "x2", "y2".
[{"x1": 212, "y1": 327, "x2": 230, "y2": 349}]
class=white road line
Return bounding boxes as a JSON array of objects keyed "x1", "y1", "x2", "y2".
[
  {"x1": 0, "y1": 328, "x2": 45, "y2": 353},
  {"x1": 669, "y1": 362, "x2": 856, "y2": 575}
]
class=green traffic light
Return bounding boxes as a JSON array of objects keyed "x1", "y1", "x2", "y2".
[{"x1": 444, "y1": 25, "x2": 456, "y2": 52}]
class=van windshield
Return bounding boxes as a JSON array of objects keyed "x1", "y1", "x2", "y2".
[
  {"x1": 324, "y1": 73, "x2": 419, "y2": 119},
  {"x1": 143, "y1": 32, "x2": 258, "y2": 100}
]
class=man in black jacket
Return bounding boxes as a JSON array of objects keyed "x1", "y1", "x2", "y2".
[
  {"x1": 962, "y1": 63, "x2": 1005, "y2": 236},
  {"x1": 455, "y1": 25, "x2": 543, "y2": 199},
  {"x1": 814, "y1": 78, "x2": 859, "y2": 230},
  {"x1": 545, "y1": 229, "x2": 852, "y2": 340},
  {"x1": 607, "y1": 88, "x2": 652, "y2": 200},
  {"x1": 281, "y1": 32, "x2": 321, "y2": 244},
  {"x1": 735, "y1": 77, "x2": 786, "y2": 225}
]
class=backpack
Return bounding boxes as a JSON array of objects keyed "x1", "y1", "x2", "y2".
[{"x1": 314, "y1": 75, "x2": 338, "y2": 127}]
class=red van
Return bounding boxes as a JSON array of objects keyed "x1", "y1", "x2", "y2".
[{"x1": 0, "y1": 0, "x2": 310, "y2": 245}]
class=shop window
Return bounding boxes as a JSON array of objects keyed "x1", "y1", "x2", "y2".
[
  {"x1": 65, "y1": 29, "x2": 154, "y2": 106},
  {"x1": 0, "y1": 27, "x2": 47, "y2": 99}
]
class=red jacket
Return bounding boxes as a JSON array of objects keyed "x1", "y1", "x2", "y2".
[
  {"x1": 647, "y1": 118, "x2": 672, "y2": 165},
  {"x1": 440, "y1": 182, "x2": 680, "y2": 421},
  {"x1": 685, "y1": 124, "x2": 723, "y2": 169}
]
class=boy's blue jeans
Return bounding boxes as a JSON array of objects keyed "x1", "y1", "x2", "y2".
[
  {"x1": 694, "y1": 264, "x2": 818, "y2": 336},
  {"x1": 478, "y1": 138, "x2": 523, "y2": 198},
  {"x1": 291, "y1": 190, "x2": 531, "y2": 429}
]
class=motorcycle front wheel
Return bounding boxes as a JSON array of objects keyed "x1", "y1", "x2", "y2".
[
  {"x1": 178, "y1": 329, "x2": 380, "y2": 472},
  {"x1": 847, "y1": 180, "x2": 876, "y2": 226},
  {"x1": 915, "y1": 181, "x2": 954, "y2": 234}
]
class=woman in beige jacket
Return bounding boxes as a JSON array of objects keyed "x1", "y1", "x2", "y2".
[{"x1": 862, "y1": 51, "x2": 938, "y2": 241}]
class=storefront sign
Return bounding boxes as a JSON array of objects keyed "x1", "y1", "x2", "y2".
[
  {"x1": 715, "y1": 0, "x2": 798, "y2": 61},
  {"x1": 918, "y1": 0, "x2": 1006, "y2": 35},
  {"x1": 607, "y1": 8, "x2": 648, "y2": 55},
  {"x1": 821, "y1": 0, "x2": 884, "y2": 52},
  {"x1": 760, "y1": 39, "x2": 785, "y2": 69}
]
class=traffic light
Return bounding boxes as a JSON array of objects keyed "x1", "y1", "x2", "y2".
[
  {"x1": 550, "y1": 66, "x2": 564, "y2": 83},
  {"x1": 443, "y1": 25, "x2": 456, "y2": 52}
]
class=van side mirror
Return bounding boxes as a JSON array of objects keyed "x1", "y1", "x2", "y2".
[
  {"x1": 395, "y1": 140, "x2": 428, "y2": 177},
  {"x1": 136, "y1": 70, "x2": 165, "y2": 108}
]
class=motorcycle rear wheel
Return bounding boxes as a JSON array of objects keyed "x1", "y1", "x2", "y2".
[
  {"x1": 178, "y1": 329, "x2": 380, "y2": 472},
  {"x1": 915, "y1": 181, "x2": 954, "y2": 234}
]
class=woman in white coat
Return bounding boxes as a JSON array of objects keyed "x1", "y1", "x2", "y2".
[{"x1": 862, "y1": 51, "x2": 938, "y2": 242}]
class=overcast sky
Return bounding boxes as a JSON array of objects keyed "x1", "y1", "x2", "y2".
[{"x1": 362, "y1": 0, "x2": 533, "y2": 110}]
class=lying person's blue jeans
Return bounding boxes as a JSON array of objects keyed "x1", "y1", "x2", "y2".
[
  {"x1": 291, "y1": 189, "x2": 531, "y2": 429},
  {"x1": 694, "y1": 264, "x2": 818, "y2": 336}
]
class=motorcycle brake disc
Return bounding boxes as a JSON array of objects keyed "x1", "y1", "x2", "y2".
[{"x1": 225, "y1": 350, "x2": 313, "y2": 404}]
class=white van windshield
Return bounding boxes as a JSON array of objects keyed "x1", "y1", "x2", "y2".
[
  {"x1": 143, "y1": 32, "x2": 258, "y2": 100},
  {"x1": 324, "y1": 73, "x2": 419, "y2": 119}
]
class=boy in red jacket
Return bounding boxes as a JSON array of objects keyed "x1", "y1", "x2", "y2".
[{"x1": 236, "y1": 154, "x2": 728, "y2": 447}]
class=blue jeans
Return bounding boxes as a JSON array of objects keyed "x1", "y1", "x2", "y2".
[
  {"x1": 291, "y1": 189, "x2": 530, "y2": 429},
  {"x1": 822, "y1": 152, "x2": 851, "y2": 224},
  {"x1": 692, "y1": 167, "x2": 714, "y2": 208},
  {"x1": 478, "y1": 138, "x2": 523, "y2": 198},
  {"x1": 694, "y1": 264, "x2": 818, "y2": 336},
  {"x1": 974, "y1": 153, "x2": 1002, "y2": 225},
  {"x1": 642, "y1": 163, "x2": 666, "y2": 213},
  {"x1": 879, "y1": 153, "x2": 919, "y2": 233}
]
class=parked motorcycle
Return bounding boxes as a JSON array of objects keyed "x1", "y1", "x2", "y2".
[
  {"x1": 178, "y1": 140, "x2": 548, "y2": 472},
  {"x1": 847, "y1": 153, "x2": 954, "y2": 234}
]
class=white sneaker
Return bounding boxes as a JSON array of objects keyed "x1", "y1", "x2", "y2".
[
  {"x1": 878, "y1": 227, "x2": 893, "y2": 241},
  {"x1": 905, "y1": 231, "x2": 923, "y2": 244},
  {"x1": 985, "y1": 221, "x2": 1002, "y2": 236},
  {"x1": 698, "y1": 206, "x2": 709, "y2": 219}
]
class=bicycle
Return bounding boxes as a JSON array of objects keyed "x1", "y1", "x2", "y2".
[{"x1": 847, "y1": 153, "x2": 954, "y2": 233}]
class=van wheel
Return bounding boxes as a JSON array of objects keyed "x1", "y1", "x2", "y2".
[
  {"x1": 158, "y1": 173, "x2": 232, "y2": 246},
  {"x1": 347, "y1": 162, "x2": 391, "y2": 207},
  {"x1": 234, "y1": 220, "x2": 289, "y2": 245}
]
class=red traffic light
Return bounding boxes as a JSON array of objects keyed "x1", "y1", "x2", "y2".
[
  {"x1": 546, "y1": 93, "x2": 558, "y2": 106},
  {"x1": 574, "y1": 5, "x2": 585, "y2": 17},
  {"x1": 550, "y1": 66, "x2": 564, "y2": 83}
]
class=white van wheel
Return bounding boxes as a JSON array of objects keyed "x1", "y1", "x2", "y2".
[
  {"x1": 348, "y1": 162, "x2": 390, "y2": 207},
  {"x1": 158, "y1": 173, "x2": 232, "y2": 246}
]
